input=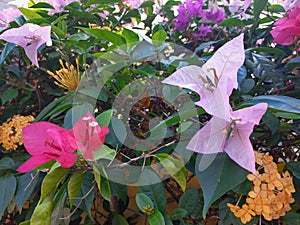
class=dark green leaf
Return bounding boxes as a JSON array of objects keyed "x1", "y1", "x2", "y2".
[
  {"x1": 232, "y1": 179, "x2": 252, "y2": 195},
  {"x1": 81, "y1": 28, "x2": 126, "y2": 46},
  {"x1": 138, "y1": 169, "x2": 167, "y2": 211},
  {"x1": 245, "y1": 95, "x2": 300, "y2": 114},
  {"x1": 1, "y1": 88, "x2": 18, "y2": 105},
  {"x1": 77, "y1": 86, "x2": 108, "y2": 102},
  {"x1": 16, "y1": 171, "x2": 40, "y2": 213},
  {"x1": 96, "y1": 109, "x2": 114, "y2": 127},
  {"x1": 219, "y1": 18, "x2": 244, "y2": 27},
  {"x1": 30, "y1": 2, "x2": 55, "y2": 8},
  {"x1": 287, "y1": 162, "x2": 300, "y2": 179},
  {"x1": 148, "y1": 210, "x2": 165, "y2": 225},
  {"x1": 40, "y1": 168, "x2": 69, "y2": 202},
  {"x1": 196, "y1": 153, "x2": 249, "y2": 218},
  {"x1": 262, "y1": 111, "x2": 279, "y2": 135},
  {"x1": 31, "y1": 195, "x2": 53, "y2": 225},
  {"x1": 171, "y1": 208, "x2": 188, "y2": 220},
  {"x1": 254, "y1": 0, "x2": 268, "y2": 19},
  {"x1": 112, "y1": 214, "x2": 129, "y2": 225},
  {"x1": 0, "y1": 174, "x2": 17, "y2": 218},
  {"x1": 85, "y1": 0, "x2": 122, "y2": 6},
  {"x1": 240, "y1": 79, "x2": 254, "y2": 94},
  {"x1": 68, "y1": 172, "x2": 85, "y2": 206},
  {"x1": 248, "y1": 47, "x2": 287, "y2": 57},
  {"x1": 0, "y1": 157, "x2": 15, "y2": 174},
  {"x1": 63, "y1": 103, "x2": 94, "y2": 129},
  {"x1": 93, "y1": 164, "x2": 111, "y2": 201},
  {"x1": 0, "y1": 42, "x2": 15, "y2": 65},
  {"x1": 136, "y1": 193, "x2": 155, "y2": 212},
  {"x1": 284, "y1": 212, "x2": 300, "y2": 225},
  {"x1": 178, "y1": 188, "x2": 203, "y2": 219}
]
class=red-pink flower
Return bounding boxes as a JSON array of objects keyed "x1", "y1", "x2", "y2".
[
  {"x1": 271, "y1": 5, "x2": 300, "y2": 46},
  {"x1": 70, "y1": 112, "x2": 109, "y2": 160},
  {"x1": 17, "y1": 122, "x2": 78, "y2": 172}
]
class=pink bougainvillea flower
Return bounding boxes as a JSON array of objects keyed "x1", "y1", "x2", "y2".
[
  {"x1": 70, "y1": 112, "x2": 109, "y2": 160},
  {"x1": 282, "y1": 0, "x2": 300, "y2": 11},
  {"x1": 0, "y1": 6, "x2": 21, "y2": 28},
  {"x1": 17, "y1": 122, "x2": 78, "y2": 172},
  {"x1": 244, "y1": 0, "x2": 252, "y2": 11},
  {"x1": 271, "y1": 5, "x2": 300, "y2": 45},
  {"x1": 187, "y1": 103, "x2": 268, "y2": 174},
  {"x1": 0, "y1": 23, "x2": 52, "y2": 67},
  {"x1": 162, "y1": 34, "x2": 245, "y2": 120},
  {"x1": 46, "y1": 0, "x2": 79, "y2": 15},
  {"x1": 122, "y1": 0, "x2": 145, "y2": 8}
]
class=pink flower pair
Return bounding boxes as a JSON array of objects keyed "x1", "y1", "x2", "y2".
[
  {"x1": 17, "y1": 112, "x2": 109, "y2": 173},
  {"x1": 162, "y1": 34, "x2": 268, "y2": 174},
  {"x1": 271, "y1": 5, "x2": 300, "y2": 46}
]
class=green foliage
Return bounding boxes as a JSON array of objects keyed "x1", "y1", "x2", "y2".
[{"x1": 0, "y1": 174, "x2": 17, "y2": 218}]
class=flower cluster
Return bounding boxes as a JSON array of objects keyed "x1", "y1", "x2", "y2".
[
  {"x1": 17, "y1": 112, "x2": 109, "y2": 172},
  {"x1": 162, "y1": 34, "x2": 268, "y2": 173},
  {"x1": 228, "y1": 152, "x2": 296, "y2": 224},
  {"x1": 47, "y1": 59, "x2": 82, "y2": 91},
  {"x1": 173, "y1": 0, "x2": 226, "y2": 38},
  {"x1": 271, "y1": 5, "x2": 300, "y2": 47},
  {"x1": 0, "y1": 115, "x2": 34, "y2": 151}
]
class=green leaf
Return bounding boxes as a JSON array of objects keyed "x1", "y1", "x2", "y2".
[
  {"x1": 0, "y1": 42, "x2": 15, "y2": 65},
  {"x1": 171, "y1": 208, "x2": 188, "y2": 220},
  {"x1": 63, "y1": 103, "x2": 94, "y2": 129},
  {"x1": 195, "y1": 153, "x2": 249, "y2": 218},
  {"x1": 219, "y1": 18, "x2": 244, "y2": 27},
  {"x1": 30, "y1": 2, "x2": 55, "y2": 8},
  {"x1": 93, "y1": 164, "x2": 111, "y2": 201},
  {"x1": 248, "y1": 47, "x2": 287, "y2": 57},
  {"x1": 232, "y1": 179, "x2": 252, "y2": 195},
  {"x1": 122, "y1": 28, "x2": 139, "y2": 43},
  {"x1": 0, "y1": 174, "x2": 17, "y2": 218},
  {"x1": 262, "y1": 111, "x2": 279, "y2": 135},
  {"x1": 40, "y1": 168, "x2": 69, "y2": 202},
  {"x1": 138, "y1": 169, "x2": 167, "y2": 211},
  {"x1": 19, "y1": 221, "x2": 30, "y2": 225},
  {"x1": 81, "y1": 28, "x2": 126, "y2": 46},
  {"x1": 254, "y1": 0, "x2": 268, "y2": 19},
  {"x1": 112, "y1": 214, "x2": 129, "y2": 225},
  {"x1": 1, "y1": 88, "x2": 18, "y2": 105},
  {"x1": 148, "y1": 210, "x2": 165, "y2": 225},
  {"x1": 16, "y1": 171, "x2": 40, "y2": 213},
  {"x1": 93, "y1": 145, "x2": 115, "y2": 161},
  {"x1": 178, "y1": 188, "x2": 203, "y2": 219},
  {"x1": 177, "y1": 121, "x2": 193, "y2": 133},
  {"x1": 152, "y1": 30, "x2": 167, "y2": 42},
  {"x1": 85, "y1": 0, "x2": 122, "y2": 7},
  {"x1": 275, "y1": 112, "x2": 300, "y2": 119},
  {"x1": 285, "y1": 212, "x2": 300, "y2": 225},
  {"x1": 18, "y1": 7, "x2": 43, "y2": 18},
  {"x1": 68, "y1": 172, "x2": 85, "y2": 206},
  {"x1": 155, "y1": 153, "x2": 187, "y2": 191},
  {"x1": 96, "y1": 109, "x2": 114, "y2": 127},
  {"x1": 31, "y1": 195, "x2": 53, "y2": 225},
  {"x1": 245, "y1": 95, "x2": 300, "y2": 114},
  {"x1": 0, "y1": 157, "x2": 15, "y2": 175},
  {"x1": 78, "y1": 86, "x2": 108, "y2": 102},
  {"x1": 136, "y1": 193, "x2": 155, "y2": 212},
  {"x1": 287, "y1": 162, "x2": 300, "y2": 179}
]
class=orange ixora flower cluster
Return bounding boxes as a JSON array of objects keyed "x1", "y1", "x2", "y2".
[
  {"x1": 0, "y1": 115, "x2": 34, "y2": 150},
  {"x1": 227, "y1": 151, "x2": 296, "y2": 224}
]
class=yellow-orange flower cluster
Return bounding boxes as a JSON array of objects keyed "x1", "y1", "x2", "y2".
[
  {"x1": 0, "y1": 115, "x2": 34, "y2": 150},
  {"x1": 228, "y1": 152, "x2": 296, "y2": 224},
  {"x1": 47, "y1": 59, "x2": 82, "y2": 91}
]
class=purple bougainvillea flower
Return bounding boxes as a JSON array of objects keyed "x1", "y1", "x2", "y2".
[
  {"x1": 17, "y1": 122, "x2": 78, "y2": 172},
  {"x1": 244, "y1": 0, "x2": 252, "y2": 11},
  {"x1": 173, "y1": 4, "x2": 191, "y2": 31},
  {"x1": 186, "y1": 0, "x2": 204, "y2": 17},
  {"x1": 162, "y1": 34, "x2": 245, "y2": 120},
  {"x1": 204, "y1": 1, "x2": 226, "y2": 23},
  {"x1": 70, "y1": 112, "x2": 109, "y2": 160},
  {"x1": 282, "y1": 0, "x2": 300, "y2": 11},
  {"x1": 270, "y1": 5, "x2": 300, "y2": 46},
  {"x1": 46, "y1": 0, "x2": 79, "y2": 14},
  {"x1": 0, "y1": 23, "x2": 52, "y2": 67},
  {"x1": 192, "y1": 24, "x2": 212, "y2": 38},
  {"x1": 187, "y1": 103, "x2": 268, "y2": 174}
]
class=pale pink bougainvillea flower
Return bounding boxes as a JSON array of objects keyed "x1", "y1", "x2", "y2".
[
  {"x1": 70, "y1": 112, "x2": 109, "y2": 160},
  {"x1": 270, "y1": 5, "x2": 300, "y2": 46},
  {"x1": 162, "y1": 34, "x2": 245, "y2": 120},
  {"x1": 188, "y1": 103, "x2": 268, "y2": 174},
  {"x1": 0, "y1": 23, "x2": 52, "y2": 67},
  {"x1": 17, "y1": 122, "x2": 78, "y2": 173},
  {"x1": 0, "y1": 6, "x2": 21, "y2": 28},
  {"x1": 46, "y1": 0, "x2": 79, "y2": 15}
]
